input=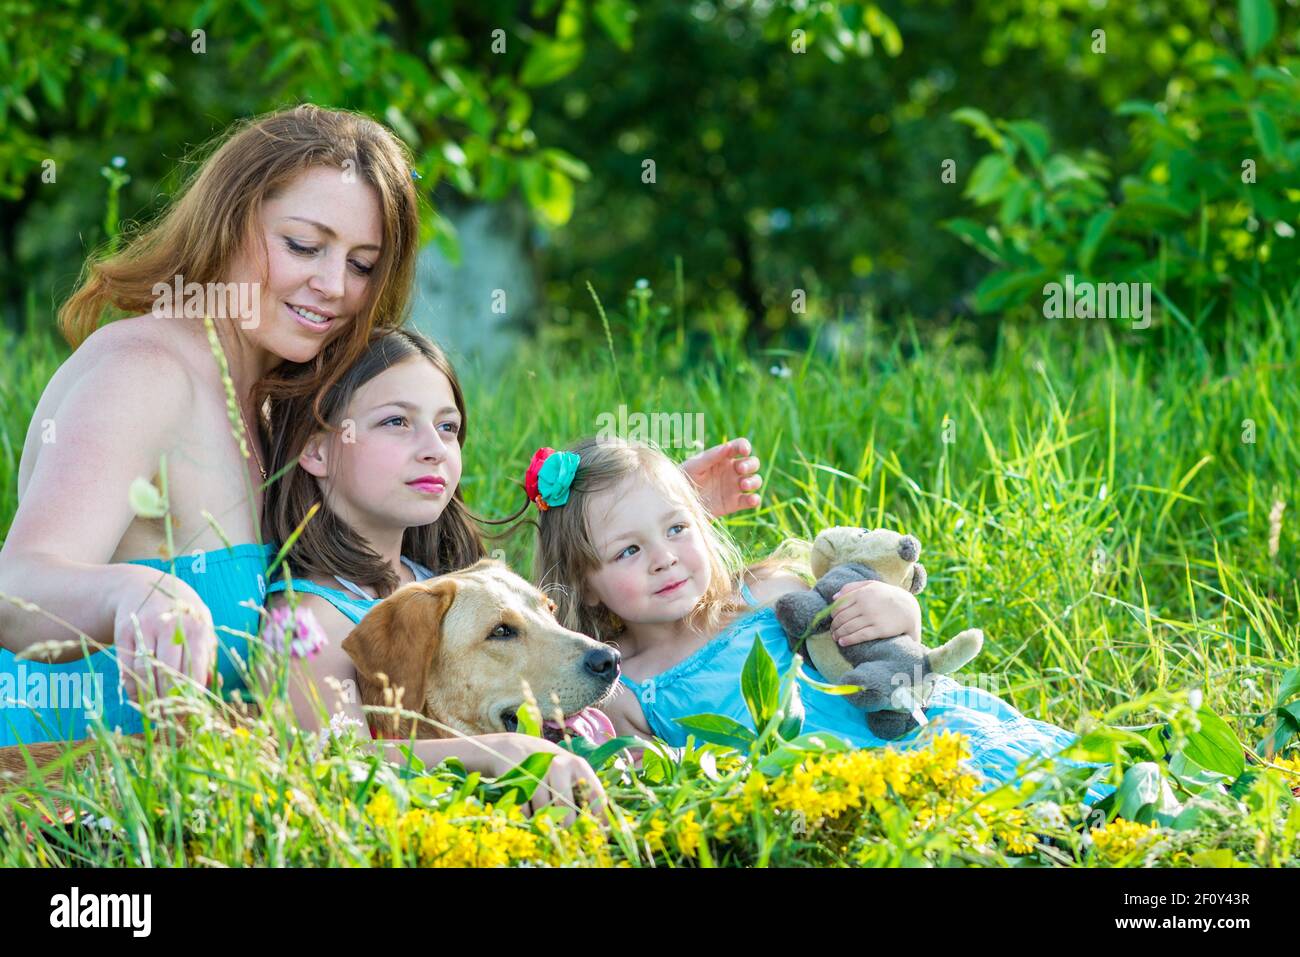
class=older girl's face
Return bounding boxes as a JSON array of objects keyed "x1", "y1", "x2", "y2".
[
  {"x1": 230, "y1": 165, "x2": 383, "y2": 364},
  {"x1": 300, "y1": 359, "x2": 464, "y2": 541}
]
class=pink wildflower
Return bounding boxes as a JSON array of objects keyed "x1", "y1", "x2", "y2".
[{"x1": 262, "y1": 604, "x2": 327, "y2": 659}]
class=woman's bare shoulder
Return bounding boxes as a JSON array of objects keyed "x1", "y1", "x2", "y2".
[
  {"x1": 78, "y1": 314, "x2": 203, "y2": 369},
  {"x1": 49, "y1": 317, "x2": 200, "y2": 405},
  {"x1": 17, "y1": 318, "x2": 198, "y2": 496}
]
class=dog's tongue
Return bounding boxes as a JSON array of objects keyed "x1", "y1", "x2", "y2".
[{"x1": 543, "y1": 707, "x2": 616, "y2": 745}]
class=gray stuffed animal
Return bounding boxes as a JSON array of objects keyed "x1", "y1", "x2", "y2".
[{"x1": 773, "y1": 527, "x2": 983, "y2": 740}]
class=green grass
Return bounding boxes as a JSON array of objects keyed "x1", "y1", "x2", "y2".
[{"x1": 1, "y1": 286, "x2": 1297, "y2": 867}]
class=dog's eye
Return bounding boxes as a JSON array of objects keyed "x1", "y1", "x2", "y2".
[{"x1": 487, "y1": 624, "x2": 516, "y2": 641}]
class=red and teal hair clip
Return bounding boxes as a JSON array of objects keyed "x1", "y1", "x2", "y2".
[{"x1": 523, "y1": 447, "x2": 581, "y2": 511}]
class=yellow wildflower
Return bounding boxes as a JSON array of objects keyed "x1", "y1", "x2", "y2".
[
  {"x1": 676, "y1": 810, "x2": 703, "y2": 859},
  {"x1": 1089, "y1": 818, "x2": 1162, "y2": 865}
]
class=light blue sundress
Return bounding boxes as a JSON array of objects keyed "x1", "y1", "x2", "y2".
[
  {"x1": 0, "y1": 541, "x2": 274, "y2": 747},
  {"x1": 263, "y1": 555, "x2": 437, "y2": 625},
  {"x1": 620, "y1": 583, "x2": 1116, "y2": 806}
]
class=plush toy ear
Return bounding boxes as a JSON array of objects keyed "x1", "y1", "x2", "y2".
[
  {"x1": 908, "y1": 562, "x2": 927, "y2": 595},
  {"x1": 341, "y1": 578, "x2": 457, "y2": 736}
]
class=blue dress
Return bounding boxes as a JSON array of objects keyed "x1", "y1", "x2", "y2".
[
  {"x1": 0, "y1": 542, "x2": 273, "y2": 746},
  {"x1": 620, "y1": 584, "x2": 1115, "y2": 806},
  {"x1": 263, "y1": 556, "x2": 437, "y2": 625}
]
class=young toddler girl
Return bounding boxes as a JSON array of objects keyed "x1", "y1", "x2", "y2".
[{"x1": 524, "y1": 436, "x2": 1114, "y2": 805}]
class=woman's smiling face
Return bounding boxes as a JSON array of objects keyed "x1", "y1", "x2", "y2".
[
  {"x1": 230, "y1": 165, "x2": 383, "y2": 364},
  {"x1": 300, "y1": 358, "x2": 464, "y2": 541}
]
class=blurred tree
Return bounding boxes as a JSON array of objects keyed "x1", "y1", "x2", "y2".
[
  {"x1": 532, "y1": 0, "x2": 1294, "y2": 343},
  {"x1": 0, "y1": 0, "x2": 621, "y2": 325},
  {"x1": 0, "y1": 0, "x2": 884, "y2": 335}
]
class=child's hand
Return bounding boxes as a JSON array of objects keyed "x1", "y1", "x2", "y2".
[
  {"x1": 681, "y1": 437, "x2": 763, "y2": 517},
  {"x1": 830, "y1": 580, "x2": 921, "y2": 646}
]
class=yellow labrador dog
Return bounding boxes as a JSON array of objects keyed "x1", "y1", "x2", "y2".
[
  {"x1": 0, "y1": 560, "x2": 619, "y2": 785},
  {"x1": 342, "y1": 559, "x2": 620, "y2": 744}
]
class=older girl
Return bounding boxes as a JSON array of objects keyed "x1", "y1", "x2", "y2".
[{"x1": 259, "y1": 328, "x2": 766, "y2": 815}]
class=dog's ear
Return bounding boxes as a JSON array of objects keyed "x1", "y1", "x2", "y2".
[{"x1": 341, "y1": 579, "x2": 457, "y2": 735}]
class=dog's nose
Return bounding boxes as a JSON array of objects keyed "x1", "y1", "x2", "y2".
[
  {"x1": 898, "y1": 535, "x2": 920, "y2": 562},
  {"x1": 584, "y1": 646, "x2": 620, "y2": 677}
]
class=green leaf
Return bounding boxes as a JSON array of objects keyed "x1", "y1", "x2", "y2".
[
  {"x1": 971, "y1": 268, "x2": 1048, "y2": 313},
  {"x1": 515, "y1": 697, "x2": 543, "y2": 738},
  {"x1": 1003, "y1": 120, "x2": 1050, "y2": 168},
  {"x1": 540, "y1": 147, "x2": 591, "y2": 182},
  {"x1": 998, "y1": 179, "x2": 1033, "y2": 228},
  {"x1": 556, "y1": 0, "x2": 585, "y2": 41},
  {"x1": 240, "y1": 0, "x2": 268, "y2": 24},
  {"x1": 38, "y1": 71, "x2": 64, "y2": 112},
  {"x1": 1278, "y1": 667, "x2": 1300, "y2": 705},
  {"x1": 585, "y1": 735, "x2": 641, "y2": 768},
  {"x1": 520, "y1": 160, "x2": 574, "y2": 226},
  {"x1": 1042, "y1": 154, "x2": 1093, "y2": 190},
  {"x1": 942, "y1": 217, "x2": 1005, "y2": 263},
  {"x1": 1115, "y1": 761, "x2": 1181, "y2": 821},
  {"x1": 1078, "y1": 208, "x2": 1115, "y2": 273},
  {"x1": 12, "y1": 94, "x2": 36, "y2": 125},
  {"x1": 1115, "y1": 101, "x2": 1168, "y2": 124},
  {"x1": 190, "y1": 0, "x2": 217, "y2": 29},
  {"x1": 964, "y1": 154, "x2": 1013, "y2": 205},
  {"x1": 1249, "y1": 106, "x2": 1282, "y2": 161},
  {"x1": 951, "y1": 107, "x2": 1004, "y2": 150},
  {"x1": 521, "y1": 38, "x2": 585, "y2": 87},
  {"x1": 128, "y1": 476, "x2": 167, "y2": 519},
  {"x1": 488, "y1": 751, "x2": 555, "y2": 802},
  {"x1": 1061, "y1": 726, "x2": 1158, "y2": 763},
  {"x1": 674, "y1": 713, "x2": 755, "y2": 752},
  {"x1": 740, "y1": 635, "x2": 780, "y2": 730},
  {"x1": 562, "y1": 734, "x2": 641, "y2": 770},
  {"x1": 777, "y1": 674, "x2": 805, "y2": 741},
  {"x1": 756, "y1": 730, "x2": 850, "y2": 776},
  {"x1": 1256, "y1": 714, "x2": 1296, "y2": 760},
  {"x1": 1239, "y1": 0, "x2": 1277, "y2": 58},
  {"x1": 1166, "y1": 751, "x2": 1233, "y2": 795},
  {"x1": 795, "y1": 666, "x2": 863, "y2": 696},
  {"x1": 865, "y1": 5, "x2": 902, "y2": 56},
  {"x1": 1181, "y1": 707, "x2": 1246, "y2": 779},
  {"x1": 593, "y1": 0, "x2": 635, "y2": 51}
]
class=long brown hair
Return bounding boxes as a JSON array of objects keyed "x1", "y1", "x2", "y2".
[
  {"x1": 529, "y1": 436, "x2": 752, "y2": 644},
  {"x1": 264, "y1": 329, "x2": 486, "y2": 597},
  {"x1": 58, "y1": 103, "x2": 422, "y2": 426}
]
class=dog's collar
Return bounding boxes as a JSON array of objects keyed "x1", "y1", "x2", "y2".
[{"x1": 368, "y1": 719, "x2": 402, "y2": 740}]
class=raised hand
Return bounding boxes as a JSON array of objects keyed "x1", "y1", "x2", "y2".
[{"x1": 681, "y1": 437, "x2": 763, "y2": 518}]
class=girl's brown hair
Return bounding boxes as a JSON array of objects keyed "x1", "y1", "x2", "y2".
[
  {"x1": 58, "y1": 103, "x2": 422, "y2": 426},
  {"x1": 264, "y1": 329, "x2": 485, "y2": 598},
  {"x1": 529, "y1": 436, "x2": 758, "y2": 644}
]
